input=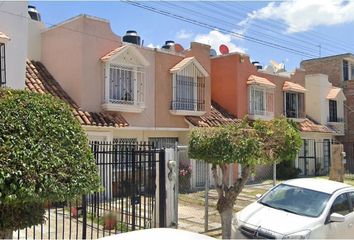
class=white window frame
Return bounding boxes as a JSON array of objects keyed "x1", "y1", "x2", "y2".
[
  {"x1": 102, "y1": 62, "x2": 145, "y2": 113},
  {"x1": 170, "y1": 64, "x2": 206, "y2": 116},
  {"x1": 0, "y1": 42, "x2": 6, "y2": 87},
  {"x1": 248, "y1": 85, "x2": 274, "y2": 120}
]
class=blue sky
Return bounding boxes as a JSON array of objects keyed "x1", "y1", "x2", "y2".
[{"x1": 31, "y1": 1, "x2": 354, "y2": 71}]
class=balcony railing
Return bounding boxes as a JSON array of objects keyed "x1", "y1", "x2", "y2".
[
  {"x1": 327, "y1": 116, "x2": 344, "y2": 123},
  {"x1": 171, "y1": 99, "x2": 205, "y2": 112}
]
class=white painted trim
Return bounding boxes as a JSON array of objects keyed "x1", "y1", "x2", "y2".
[
  {"x1": 102, "y1": 103, "x2": 145, "y2": 113},
  {"x1": 105, "y1": 45, "x2": 150, "y2": 66},
  {"x1": 169, "y1": 110, "x2": 206, "y2": 116}
]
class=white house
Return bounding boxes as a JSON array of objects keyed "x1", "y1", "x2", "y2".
[{"x1": 0, "y1": 1, "x2": 28, "y2": 89}]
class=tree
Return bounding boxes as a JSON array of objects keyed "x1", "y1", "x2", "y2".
[
  {"x1": 0, "y1": 89, "x2": 100, "y2": 238},
  {"x1": 189, "y1": 117, "x2": 302, "y2": 239}
]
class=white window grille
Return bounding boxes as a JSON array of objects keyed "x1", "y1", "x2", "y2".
[
  {"x1": 249, "y1": 86, "x2": 274, "y2": 117},
  {"x1": 108, "y1": 64, "x2": 144, "y2": 106}
]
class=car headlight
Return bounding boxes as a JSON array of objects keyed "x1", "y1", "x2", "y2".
[{"x1": 283, "y1": 230, "x2": 311, "y2": 239}]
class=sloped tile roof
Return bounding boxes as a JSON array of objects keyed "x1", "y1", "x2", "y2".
[
  {"x1": 326, "y1": 87, "x2": 342, "y2": 100},
  {"x1": 185, "y1": 101, "x2": 240, "y2": 127},
  {"x1": 247, "y1": 75, "x2": 276, "y2": 88},
  {"x1": 100, "y1": 45, "x2": 126, "y2": 62},
  {"x1": 297, "y1": 118, "x2": 333, "y2": 133},
  {"x1": 283, "y1": 81, "x2": 307, "y2": 93},
  {"x1": 170, "y1": 57, "x2": 209, "y2": 77},
  {"x1": 25, "y1": 60, "x2": 128, "y2": 128},
  {"x1": 0, "y1": 31, "x2": 10, "y2": 41}
]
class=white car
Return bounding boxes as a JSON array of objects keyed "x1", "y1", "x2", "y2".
[{"x1": 232, "y1": 178, "x2": 354, "y2": 239}]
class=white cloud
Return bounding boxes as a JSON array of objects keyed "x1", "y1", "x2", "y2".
[
  {"x1": 176, "y1": 29, "x2": 193, "y2": 40},
  {"x1": 147, "y1": 43, "x2": 160, "y2": 49},
  {"x1": 246, "y1": 0, "x2": 354, "y2": 33},
  {"x1": 194, "y1": 30, "x2": 246, "y2": 54}
]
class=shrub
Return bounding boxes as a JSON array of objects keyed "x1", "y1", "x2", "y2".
[
  {"x1": 276, "y1": 160, "x2": 301, "y2": 180},
  {"x1": 0, "y1": 89, "x2": 100, "y2": 233}
]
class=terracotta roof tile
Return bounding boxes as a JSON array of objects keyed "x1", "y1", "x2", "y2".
[
  {"x1": 326, "y1": 87, "x2": 342, "y2": 100},
  {"x1": 100, "y1": 46, "x2": 126, "y2": 62},
  {"x1": 283, "y1": 81, "x2": 307, "y2": 93},
  {"x1": 185, "y1": 101, "x2": 240, "y2": 127},
  {"x1": 247, "y1": 75, "x2": 276, "y2": 88},
  {"x1": 297, "y1": 118, "x2": 333, "y2": 133},
  {"x1": 25, "y1": 60, "x2": 128, "y2": 128}
]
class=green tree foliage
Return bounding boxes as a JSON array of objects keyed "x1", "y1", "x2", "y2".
[
  {"x1": 188, "y1": 117, "x2": 302, "y2": 239},
  {"x1": 0, "y1": 89, "x2": 100, "y2": 232}
]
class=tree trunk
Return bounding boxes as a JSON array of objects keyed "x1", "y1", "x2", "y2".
[
  {"x1": 220, "y1": 206, "x2": 233, "y2": 239},
  {"x1": 0, "y1": 229, "x2": 13, "y2": 239}
]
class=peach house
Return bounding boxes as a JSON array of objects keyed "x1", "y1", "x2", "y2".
[
  {"x1": 211, "y1": 52, "x2": 337, "y2": 177},
  {"x1": 25, "y1": 14, "x2": 238, "y2": 190}
]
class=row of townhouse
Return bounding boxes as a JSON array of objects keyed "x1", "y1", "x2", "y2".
[{"x1": 0, "y1": 3, "x2": 351, "y2": 190}]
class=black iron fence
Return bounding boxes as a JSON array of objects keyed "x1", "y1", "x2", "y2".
[{"x1": 15, "y1": 141, "x2": 166, "y2": 239}]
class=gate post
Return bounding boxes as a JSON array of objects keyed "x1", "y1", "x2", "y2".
[{"x1": 159, "y1": 150, "x2": 166, "y2": 227}]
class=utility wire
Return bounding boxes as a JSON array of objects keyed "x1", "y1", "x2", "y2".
[{"x1": 124, "y1": 1, "x2": 318, "y2": 58}]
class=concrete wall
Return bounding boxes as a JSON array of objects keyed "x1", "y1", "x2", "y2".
[
  {"x1": 28, "y1": 19, "x2": 45, "y2": 61},
  {"x1": 0, "y1": 1, "x2": 28, "y2": 89}
]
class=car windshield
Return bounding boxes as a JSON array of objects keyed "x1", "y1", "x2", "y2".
[{"x1": 259, "y1": 184, "x2": 331, "y2": 218}]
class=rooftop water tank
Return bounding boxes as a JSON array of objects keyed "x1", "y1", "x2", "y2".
[
  {"x1": 162, "y1": 40, "x2": 175, "y2": 51},
  {"x1": 28, "y1": 5, "x2": 41, "y2": 21},
  {"x1": 252, "y1": 61, "x2": 263, "y2": 70},
  {"x1": 122, "y1": 30, "x2": 141, "y2": 45}
]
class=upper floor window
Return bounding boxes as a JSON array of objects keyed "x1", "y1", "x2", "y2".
[
  {"x1": 0, "y1": 43, "x2": 5, "y2": 87},
  {"x1": 170, "y1": 57, "x2": 208, "y2": 116},
  {"x1": 343, "y1": 60, "x2": 354, "y2": 81},
  {"x1": 247, "y1": 75, "x2": 275, "y2": 119},
  {"x1": 109, "y1": 64, "x2": 144, "y2": 106},
  {"x1": 249, "y1": 85, "x2": 274, "y2": 117},
  {"x1": 284, "y1": 92, "x2": 304, "y2": 118},
  {"x1": 328, "y1": 100, "x2": 338, "y2": 122},
  {"x1": 101, "y1": 45, "x2": 149, "y2": 113}
]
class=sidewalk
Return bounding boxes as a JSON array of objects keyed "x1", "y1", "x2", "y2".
[{"x1": 177, "y1": 184, "x2": 273, "y2": 238}]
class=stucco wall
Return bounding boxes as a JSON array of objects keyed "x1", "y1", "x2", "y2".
[
  {"x1": 28, "y1": 19, "x2": 45, "y2": 61},
  {"x1": 211, "y1": 52, "x2": 306, "y2": 119},
  {"x1": 42, "y1": 15, "x2": 122, "y2": 112},
  {"x1": 0, "y1": 1, "x2": 28, "y2": 89}
]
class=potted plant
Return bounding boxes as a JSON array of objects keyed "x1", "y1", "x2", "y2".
[
  {"x1": 69, "y1": 198, "x2": 82, "y2": 218},
  {"x1": 103, "y1": 212, "x2": 117, "y2": 230}
]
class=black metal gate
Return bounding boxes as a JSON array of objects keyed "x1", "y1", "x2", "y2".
[
  {"x1": 297, "y1": 139, "x2": 331, "y2": 176},
  {"x1": 15, "y1": 141, "x2": 166, "y2": 239}
]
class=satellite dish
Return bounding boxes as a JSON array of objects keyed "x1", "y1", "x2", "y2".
[
  {"x1": 219, "y1": 44, "x2": 229, "y2": 55},
  {"x1": 175, "y1": 43, "x2": 184, "y2": 53},
  {"x1": 210, "y1": 49, "x2": 217, "y2": 57}
]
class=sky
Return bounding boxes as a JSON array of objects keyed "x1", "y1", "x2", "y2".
[{"x1": 30, "y1": 0, "x2": 354, "y2": 71}]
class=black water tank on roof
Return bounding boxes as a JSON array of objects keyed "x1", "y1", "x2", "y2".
[
  {"x1": 122, "y1": 30, "x2": 141, "y2": 45},
  {"x1": 28, "y1": 5, "x2": 41, "y2": 21}
]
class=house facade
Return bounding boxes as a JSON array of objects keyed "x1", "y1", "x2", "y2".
[
  {"x1": 35, "y1": 14, "x2": 212, "y2": 147},
  {"x1": 0, "y1": 1, "x2": 28, "y2": 89},
  {"x1": 211, "y1": 52, "x2": 336, "y2": 177},
  {"x1": 301, "y1": 54, "x2": 354, "y2": 173}
]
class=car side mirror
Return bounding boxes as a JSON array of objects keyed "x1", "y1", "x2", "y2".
[
  {"x1": 255, "y1": 194, "x2": 262, "y2": 199},
  {"x1": 330, "y1": 213, "x2": 345, "y2": 223}
]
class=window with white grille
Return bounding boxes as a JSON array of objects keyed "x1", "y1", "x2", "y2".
[
  {"x1": 108, "y1": 64, "x2": 144, "y2": 106},
  {"x1": 249, "y1": 86, "x2": 274, "y2": 117},
  {"x1": 171, "y1": 65, "x2": 205, "y2": 112}
]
